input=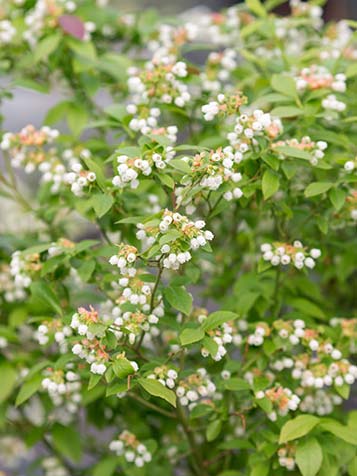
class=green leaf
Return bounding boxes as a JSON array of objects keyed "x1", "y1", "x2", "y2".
[
  {"x1": 224, "y1": 378, "x2": 250, "y2": 391},
  {"x1": 77, "y1": 259, "x2": 96, "y2": 282},
  {"x1": 92, "y1": 457, "x2": 118, "y2": 476},
  {"x1": 112, "y1": 358, "x2": 136, "y2": 378},
  {"x1": 250, "y1": 462, "x2": 269, "y2": 476},
  {"x1": 271, "y1": 74, "x2": 297, "y2": 98},
  {"x1": 329, "y1": 188, "x2": 346, "y2": 212},
  {"x1": 320, "y1": 420, "x2": 357, "y2": 445},
  {"x1": 206, "y1": 419, "x2": 222, "y2": 442},
  {"x1": 0, "y1": 362, "x2": 17, "y2": 403},
  {"x1": 262, "y1": 169, "x2": 280, "y2": 200},
  {"x1": 34, "y1": 33, "x2": 61, "y2": 62},
  {"x1": 179, "y1": 327, "x2": 205, "y2": 345},
  {"x1": 201, "y1": 311, "x2": 239, "y2": 331},
  {"x1": 305, "y1": 182, "x2": 333, "y2": 197},
  {"x1": 246, "y1": 0, "x2": 267, "y2": 17},
  {"x1": 92, "y1": 193, "x2": 114, "y2": 218},
  {"x1": 270, "y1": 106, "x2": 303, "y2": 117},
  {"x1": 30, "y1": 281, "x2": 62, "y2": 315},
  {"x1": 67, "y1": 103, "x2": 88, "y2": 136},
  {"x1": 279, "y1": 415, "x2": 320, "y2": 443},
  {"x1": 296, "y1": 437, "x2": 323, "y2": 476},
  {"x1": 52, "y1": 424, "x2": 82, "y2": 462},
  {"x1": 82, "y1": 157, "x2": 107, "y2": 190},
  {"x1": 137, "y1": 378, "x2": 176, "y2": 407},
  {"x1": 290, "y1": 298, "x2": 325, "y2": 319},
  {"x1": 168, "y1": 159, "x2": 192, "y2": 174},
  {"x1": 348, "y1": 456, "x2": 357, "y2": 476},
  {"x1": 275, "y1": 146, "x2": 312, "y2": 161},
  {"x1": 164, "y1": 286, "x2": 192, "y2": 315},
  {"x1": 16, "y1": 375, "x2": 42, "y2": 406}
]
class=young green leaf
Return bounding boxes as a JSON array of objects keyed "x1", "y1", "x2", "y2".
[{"x1": 296, "y1": 437, "x2": 323, "y2": 476}]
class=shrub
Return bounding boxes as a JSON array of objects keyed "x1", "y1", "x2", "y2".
[{"x1": 0, "y1": 1, "x2": 357, "y2": 475}]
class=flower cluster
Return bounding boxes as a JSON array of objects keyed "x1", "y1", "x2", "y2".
[
  {"x1": 109, "y1": 245, "x2": 138, "y2": 275},
  {"x1": 299, "y1": 390, "x2": 342, "y2": 416},
  {"x1": 41, "y1": 367, "x2": 81, "y2": 414},
  {"x1": 256, "y1": 386, "x2": 301, "y2": 419},
  {"x1": 109, "y1": 431, "x2": 152, "y2": 467},
  {"x1": 176, "y1": 368, "x2": 217, "y2": 408},
  {"x1": 147, "y1": 365, "x2": 178, "y2": 389},
  {"x1": 294, "y1": 66, "x2": 346, "y2": 93},
  {"x1": 35, "y1": 319, "x2": 72, "y2": 353},
  {"x1": 9, "y1": 251, "x2": 42, "y2": 296},
  {"x1": 201, "y1": 49, "x2": 238, "y2": 92},
  {"x1": 0, "y1": 20, "x2": 16, "y2": 44},
  {"x1": 227, "y1": 110, "x2": 283, "y2": 155},
  {"x1": 148, "y1": 22, "x2": 198, "y2": 63},
  {"x1": 201, "y1": 91, "x2": 246, "y2": 121},
  {"x1": 198, "y1": 311, "x2": 243, "y2": 361},
  {"x1": 272, "y1": 137, "x2": 328, "y2": 166},
  {"x1": 128, "y1": 60, "x2": 190, "y2": 107},
  {"x1": 176, "y1": 146, "x2": 243, "y2": 204},
  {"x1": 322, "y1": 94, "x2": 346, "y2": 113},
  {"x1": 1, "y1": 125, "x2": 59, "y2": 172},
  {"x1": 277, "y1": 445, "x2": 296, "y2": 471},
  {"x1": 136, "y1": 210, "x2": 214, "y2": 270},
  {"x1": 70, "y1": 306, "x2": 100, "y2": 340},
  {"x1": 42, "y1": 457, "x2": 69, "y2": 476},
  {"x1": 260, "y1": 241, "x2": 321, "y2": 269},
  {"x1": 63, "y1": 160, "x2": 97, "y2": 197},
  {"x1": 72, "y1": 338, "x2": 109, "y2": 375},
  {"x1": 112, "y1": 147, "x2": 175, "y2": 189}
]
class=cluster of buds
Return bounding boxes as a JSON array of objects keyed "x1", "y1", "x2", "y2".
[
  {"x1": 198, "y1": 311, "x2": 242, "y2": 361},
  {"x1": 177, "y1": 146, "x2": 243, "y2": 203},
  {"x1": 200, "y1": 49, "x2": 238, "y2": 92},
  {"x1": 108, "y1": 273, "x2": 164, "y2": 344},
  {"x1": 196, "y1": 7, "x2": 241, "y2": 47},
  {"x1": 299, "y1": 390, "x2": 342, "y2": 415},
  {"x1": 148, "y1": 23, "x2": 198, "y2": 63},
  {"x1": 294, "y1": 66, "x2": 346, "y2": 93},
  {"x1": 112, "y1": 146, "x2": 175, "y2": 190},
  {"x1": 0, "y1": 20, "x2": 16, "y2": 44},
  {"x1": 1, "y1": 125, "x2": 59, "y2": 172},
  {"x1": 136, "y1": 210, "x2": 214, "y2": 270},
  {"x1": 272, "y1": 137, "x2": 328, "y2": 166},
  {"x1": 9, "y1": 250, "x2": 42, "y2": 295},
  {"x1": 256, "y1": 386, "x2": 301, "y2": 418},
  {"x1": 42, "y1": 457, "x2": 69, "y2": 476},
  {"x1": 297, "y1": 359, "x2": 357, "y2": 389},
  {"x1": 22, "y1": 0, "x2": 77, "y2": 46},
  {"x1": 320, "y1": 21, "x2": 357, "y2": 61},
  {"x1": 109, "y1": 431, "x2": 152, "y2": 467},
  {"x1": 247, "y1": 322, "x2": 270, "y2": 346},
  {"x1": 227, "y1": 110, "x2": 283, "y2": 155},
  {"x1": 176, "y1": 368, "x2": 217, "y2": 408},
  {"x1": 127, "y1": 60, "x2": 190, "y2": 108},
  {"x1": 63, "y1": 160, "x2": 96, "y2": 197},
  {"x1": 0, "y1": 264, "x2": 27, "y2": 302},
  {"x1": 201, "y1": 91, "x2": 246, "y2": 121},
  {"x1": 47, "y1": 238, "x2": 75, "y2": 258},
  {"x1": 322, "y1": 94, "x2": 346, "y2": 113},
  {"x1": 330, "y1": 317, "x2": 357, "y2": 341},
  {"x1": 277, "y1": 444, "x2": 296, "y2": 471},
  {"x1": 35, "y1": 319, "x2": 72, "y2": 353},
  {"x1": 72, "y1": 338, "x2": 109, "y2": 375},
  {"x1": 41, "y1": 367, "x2": 81, "y2": 414},
  {"x1": 260, "y1": 241, "x2": 321, "y2": 269},
  {"x1": 70, "y1": 306, "x2": 100, "y2": 340},
  {"x1": 147, "y1": 366, "x2": 178, "y2": 389},
  {"x1": 126, "y1": 105, "x2": 179, "y2": 144},
  {"x1": 109, "y1": 245, "x2": 138, "y2": 276},
  {"x1": 0, "y1": 336, "x2": 8, "y2": 349}
]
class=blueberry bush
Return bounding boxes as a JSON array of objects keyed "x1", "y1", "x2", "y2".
[{"x1": 0, "y1": 1, "x2": 357, "y2": 475}]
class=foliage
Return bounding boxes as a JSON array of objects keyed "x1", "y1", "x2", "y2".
[{"x1": 0, "y1": 0, "x2": 357, "y2": 475}]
